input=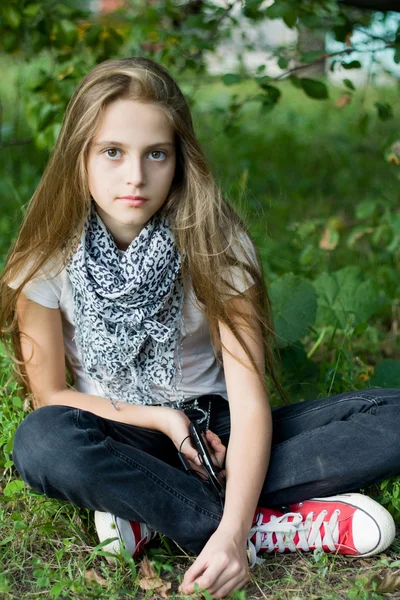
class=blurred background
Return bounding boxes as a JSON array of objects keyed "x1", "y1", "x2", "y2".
[{"x1": 1, "y1": 0, "x2": 400, "y2": 400}]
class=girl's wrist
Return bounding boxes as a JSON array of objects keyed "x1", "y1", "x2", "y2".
[
  {"x1": 218, "y1": 518, "x2": 251, "y2": 542},
  {"x1": 153, "y1": 405, "x2": 178, "y2": 435}
]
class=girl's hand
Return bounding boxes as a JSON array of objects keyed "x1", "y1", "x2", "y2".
[
  {"x1": 178, "y1": 527, "x2": 250, "y2": 598},
  {"x1": 204, "y1": 429, "x2": 227, "y2": 483},
  {"x1": 161, "y1": 409, "x2": 227, "y2": 480}
]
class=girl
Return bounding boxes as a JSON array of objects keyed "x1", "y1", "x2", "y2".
[{"x1": 1, "y1": 56, "x2": 399, "y2": 599}]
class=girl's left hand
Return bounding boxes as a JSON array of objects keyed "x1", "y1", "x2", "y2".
[
  {"x1": 203, "y1": 429, "x2": 227, "y2": 482},
  {"x1": 178, "y1": 527, "x2": 250, "y2": 598}
]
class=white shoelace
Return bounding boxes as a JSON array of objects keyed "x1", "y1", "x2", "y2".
[{"x1": 247, "y1": 508, "x2": 340, "y2": 567}]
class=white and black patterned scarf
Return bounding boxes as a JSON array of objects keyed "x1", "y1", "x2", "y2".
[{"x1": 65, "y1": 202, "x2": 186, "y2": 407}]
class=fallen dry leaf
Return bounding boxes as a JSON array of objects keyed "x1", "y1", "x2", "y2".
[
  {"x1": 319, "y1": 227, "x2": 339, "y2": 250},
  {"x1": 359, "y1": 559, "x2": 373, "y2": 567},
  {"x1": 368, "y1": 571, "x2": 400, "y2": 594},
  {"x1": 336, "y1": 93, "x2": 352, "y2": 108},
  {"x1": 139, "y1": 555, "x2": 156, "y2": 578},
  {"x1": 84, "y1": 569, "x2": 108, "y2": 587},
  {"x1": 138, "y1": 556, "x2": 172, "y2": 598},
  {"x1": 139, "y1": 576, "x2": 172, "y2": 595}
]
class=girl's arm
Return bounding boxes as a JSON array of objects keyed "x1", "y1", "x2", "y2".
[
  {"x1": 217, "y1": 294, "x2": 272, "y2": 539},
  {"x1": 16, "y1": 293, "x2": 213, "y2": 470},
  {"x1": 180, "y1": 291, "x2": 272, "y2": 597},
  {"x1": 17, "y1": 293, "x2": 171, "y2": 429}
]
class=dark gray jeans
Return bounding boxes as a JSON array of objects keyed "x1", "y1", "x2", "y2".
[{"x1": 12, "y1": 388, "x2": 400, "y2": 555}]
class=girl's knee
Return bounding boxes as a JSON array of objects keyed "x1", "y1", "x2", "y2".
[{"x1": 12, "y1": 404, "x2": 77, "y2": 486}]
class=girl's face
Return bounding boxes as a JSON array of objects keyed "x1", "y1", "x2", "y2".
[{"x1": 87, "y1": 98, "x2": 176, "y2": 250}]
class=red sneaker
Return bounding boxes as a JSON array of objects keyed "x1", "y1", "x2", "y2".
[
  {"x1": 247, "y1": 493, "x2": 396, "y2": 567},
  {"x1": 94, "y1": 511, "x2": 157, "y2": 564}
]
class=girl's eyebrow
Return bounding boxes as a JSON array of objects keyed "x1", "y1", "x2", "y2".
[{"x1": 93, "y1": 140, "x2": 175, "y2": 149}]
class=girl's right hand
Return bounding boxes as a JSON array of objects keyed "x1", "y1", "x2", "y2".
[{"x1": 160, "y1": 407, "x2": 227, "y2": 480}]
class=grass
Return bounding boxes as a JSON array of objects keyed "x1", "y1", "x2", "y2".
[
  {"x1": 1, "y1": 56, "x2": 400, "y2": 597},
  {"x1": 1, "y1": 481, "x2": 400, "y2": 599}
]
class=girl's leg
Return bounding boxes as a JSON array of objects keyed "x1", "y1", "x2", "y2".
[
  {"x1": 12, "y1": 402, "x2": 224, "y2": 554},
  {"x1": 261, "y1": 388, "x2": 400, "y2": 506},
  {"x1": 211, "y1": 388, "x2": 400, "y2": 505}
]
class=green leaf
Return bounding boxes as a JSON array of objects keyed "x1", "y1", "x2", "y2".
[
  {"x1": 260, "y1": 85, "x2": 281, "y2": 111},
  {"x1": 25, "y1": 69, "x2": 49, "y2": 92},
  {"x1": 54, "y1": 19, "x2": 78, "y2": 47},
  {"x1": 353, "y1": 322, "x2": 368, "y2": 335},
  {"x1": 300, "y1": 78, "x2": 329, "y2": 100},
  {"x1": 0, "y1": 536, "x2": 14, "y2": 547},
  {"x1": 50, "y1": 582, "x2": 65, "y2": 598},
  {"x1": 85, "y1": 23, "x2": 103, "y2": 46},
  {"x1": 369, "y1": 360, "x2": 400, "y2": 388},
  {"x1": 23, "y1": 3, "x2": 42, "y2": 19},
  {"x1": 270, "y1": 274, "x2": 317, "y2": 348},
  {"x1": 1, "y1": 30, "x2": 19, "y2": 52},
  {"x1": 243, "y1": 0, "x2": 264, "y2": 20},
  {"x1": 267, "y1": 2, "x2": 297, "y2": 27},
  {"x1": 355, "y1": 200, "x2": 377, "y2": 220},
  {"x1": 2, "y1": 5, "x2": 21, "y2": 29},
  {"x1": 289, "y1": 75, "x2": 303, "y2": 89},
  {"x1": 342, "y1": 60, "x2": 362, "y2": 70},
  {"x1": 12, "y1": 396, "x2": 22, "y2": 408},
  {"x1": 3, "y1": 479, "x2": 25, "y2": 496},
  {"x1": 35, "y1": 122, "x2": 62, "y2": 151},
  {"x1": 300, "y1": 51, "x2": 325, "y2": 63},
  {"x1": 277, "y1": 57, "x2": 289, "y2": 69},
  {"x1": 282, "y1": 10, "x2": 297, "y2": 29},
  {"x1": 375, "y1": 102, "x2": 393, "y2": 121},
  {"x1": 313, "y1": 266, "x2": 379, "y2": 329},
  {"x1": 222, "y1": 73, "x2": 242, "y2": 86},
  {"x1": 343, "y1": 78, "x2": 355, "y2": 91},
  {"x1": 279, "y1": 342, "x2": 320, "y2": 396}
]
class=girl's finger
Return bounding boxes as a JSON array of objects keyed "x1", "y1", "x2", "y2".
[
  {"x1": 209, "y1": 573, "x2": 250, "y2": 599},
  {"x1": 205, "y1": 431, "x2": 224, "y2": 452},
  {"x1": 205, "y1": 429, "x2": 221, "y2": 442}
]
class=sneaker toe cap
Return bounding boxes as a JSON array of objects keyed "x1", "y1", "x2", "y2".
[{"x1": 352, "y1": 505, "x2": 396, "y2": 556}]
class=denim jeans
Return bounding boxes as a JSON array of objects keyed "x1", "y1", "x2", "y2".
[{"x1": 12, "y1": 388, "x2": 400, "y2": 555}]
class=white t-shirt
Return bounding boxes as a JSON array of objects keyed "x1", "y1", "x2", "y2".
[{"x1": 9, "y1": 234, "x2": 256, "y2": 404}]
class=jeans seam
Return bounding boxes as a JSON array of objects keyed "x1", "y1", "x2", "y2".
[
  {"x1": 273, "y1": 395, "x2": 381, "y2": 425},
  {"x1": 103, "y1": 439, "x2": 222, "y2": 522}
]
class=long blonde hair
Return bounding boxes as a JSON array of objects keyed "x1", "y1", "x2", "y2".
[{"x1": 0, "y1": 56, "x2": 284, "y2": 406}]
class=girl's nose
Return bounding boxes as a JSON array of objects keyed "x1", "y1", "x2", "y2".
[{"x1": 126, "y1": 157, "x2": 145, "y2": 186}]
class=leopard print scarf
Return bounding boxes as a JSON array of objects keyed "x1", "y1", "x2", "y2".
[{"x1": 65, "y1": 202, "x2": 186, "y2": 407}]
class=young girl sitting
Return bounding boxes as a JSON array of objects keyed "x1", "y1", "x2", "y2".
[{"x1": 1, "y1": 56, "x2": 398, "y2": 599}]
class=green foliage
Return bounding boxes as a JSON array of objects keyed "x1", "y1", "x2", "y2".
[
  {"x1": 314, "y1": 266, "x2": 379, "y2": 329},
  {"x1": 370, "y1": 360, "x2": 400, "y2": 388},
  {"x1": 1, "y1": 0, "x2": 399, "y2": 153},
  {"x1": 378, "y1": 477, "x2": 400, "y2": 523},
  {"x1": 291, "y1": 76, "x2": 330, "y2": 100},
  {"x1": 270, "y1": 274, "x2": 317, "y2": 348}
]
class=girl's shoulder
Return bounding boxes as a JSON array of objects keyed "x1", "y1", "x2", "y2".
[
  {"x1": 7, "y1": 250, "x2": 66, "y2": 309},
  {"x1": 230, "y1": 229, "x2": 258, "y2": 261},
  {"x1": 220, "y1": 229, "x2": 259, "y2": 299}
]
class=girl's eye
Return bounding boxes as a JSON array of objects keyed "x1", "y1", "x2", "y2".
[
  {"x1": 149, "y1": 150, "x2": 167, "y2": 161},
  {"x1": 104, "y1": 148, "x2": 122, "y2": 160},
  {"x1": 103, "y1": 148, "x2": 167, "y2": 161}
]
